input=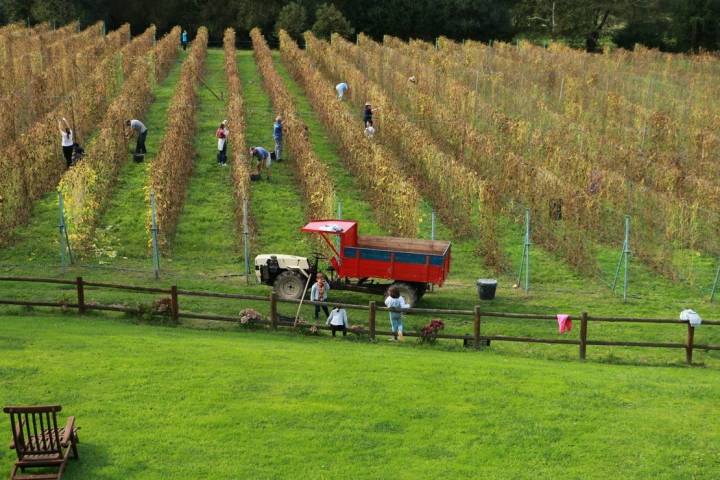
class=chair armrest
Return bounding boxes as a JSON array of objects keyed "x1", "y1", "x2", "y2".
[{"x1": 60, "y1": 417, "x2": 75, "y2": 447}]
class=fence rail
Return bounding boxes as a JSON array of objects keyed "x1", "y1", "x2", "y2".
[{"x1": 1, "y1": 276, "x2": 718, "y2": 364}]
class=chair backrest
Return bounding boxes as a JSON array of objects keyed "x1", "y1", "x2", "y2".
[{"x1": 4, "y1": 405, "x2": 63, "y2": 460}]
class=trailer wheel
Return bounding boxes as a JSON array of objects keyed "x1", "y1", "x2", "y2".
[
  {"x1": 274, "y1": 270, "x2": 306, "y2": 299},
  {"x1": 390, "y1": 282, "x2": 419, "y2": 307}
]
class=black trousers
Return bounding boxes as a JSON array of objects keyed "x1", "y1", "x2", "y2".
[
  {"x1": 315, "y1": 304, "x2": 329, "y2": 319},
  {"x1": 330, "y1": 324, "x2": 347, "y2": 337},
  {"x1": 136, "y1": 130, "x2": 148, "y2": 154},
  {"x1": 62, "y1": 146, "x2": 73, "y2": 168}
]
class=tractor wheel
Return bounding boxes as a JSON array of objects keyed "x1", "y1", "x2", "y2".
[
  {"x1": 389, "y1": 282, "x2": 419, "y2": 307},
  {"x1": 274, "y1": 270, "x2": 306, "y2": 300}
]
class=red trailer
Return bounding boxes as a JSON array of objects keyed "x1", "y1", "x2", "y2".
[
  {"x1": 255, "y1": 220, "x2": 451, "y2": 304},
  {"x1": 305, "y1": 220, "x2": 451, "y2": 303}
]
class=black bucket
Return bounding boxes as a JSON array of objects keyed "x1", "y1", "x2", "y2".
[{"x1": 477, "y1": 279, "x2": 497, "y2": 300}]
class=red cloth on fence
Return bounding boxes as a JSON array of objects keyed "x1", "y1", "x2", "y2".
[{"x1": 557, "y1": 314, "x2": 572, "y2": 333}]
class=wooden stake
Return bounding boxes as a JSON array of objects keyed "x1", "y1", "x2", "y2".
[
  {"x1": 368, "y1": 301, "x2": 376, "y2": 341},
  {"x1": 76, "y1": 277, "x2": 85, "y2": 314},
  {"x1": 270, "y1": 291, "x2": 278, "y2": 329},
  {"x1": 579, "y1": 312, "x2": 588, "y2": 359},
  {"x1": 170, "y1": 286, "x2": 179, "y2": 322}
]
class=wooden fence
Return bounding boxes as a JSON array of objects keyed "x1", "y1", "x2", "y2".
[{"x1": 1, "y1": 276, "x2": 719, "y2": 364}]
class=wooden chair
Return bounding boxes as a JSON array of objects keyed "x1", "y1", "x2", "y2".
[{"x1": 4, "y1": 405, "x2": 79, "y2": 480}]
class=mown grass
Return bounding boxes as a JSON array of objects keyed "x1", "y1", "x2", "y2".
[
  {"x1": 171, "y1": 49, "x2": 237, "y2": 268},
  {"x1": 1, "y1": 313, "x2": 719, "y2": 479}
]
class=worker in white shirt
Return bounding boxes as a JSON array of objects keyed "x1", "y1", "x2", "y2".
[
  {"x1": 326, "y1": 305, "x2": 349, "y2": 337},
  {"x1": 126, "y1": 119, "x2": 148, "y2": 155}
]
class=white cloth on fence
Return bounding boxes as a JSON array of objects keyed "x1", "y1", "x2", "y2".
[{"x1": 680, "y1": 309, "x2": 702, "y2": 327}]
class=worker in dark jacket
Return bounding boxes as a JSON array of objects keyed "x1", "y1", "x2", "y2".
[{"x1": 363, "y1": 102, "x2": 379, "y2": 128}]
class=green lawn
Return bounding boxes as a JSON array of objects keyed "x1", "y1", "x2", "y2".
[{"x1": 0, "y1": 312, "x2": 718, "y2": 479}]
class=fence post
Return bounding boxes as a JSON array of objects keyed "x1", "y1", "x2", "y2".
[
  {"x1": 76, "y1": 277, "x2": 85, "y2": 314},
  {"x1": 579, "y1": 312, "x2": 588, "y2": 360},
  {"x1": 270, "y1": 291, "x2": 278, "y2": 329},
  {"x1": 686, "y1": 323, "x2": 695, "y2": 365},
  {"x1": 170, "y1": 286, "x2": 179, "y2": 322},
  {"x1": 473, "y1": 306, "x2": 481, "y2": 348},
  {"x1": 368, "y1": 301, "x2": 376, "y2": 341}
]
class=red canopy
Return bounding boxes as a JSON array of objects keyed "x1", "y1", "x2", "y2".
[{"x1": 301, "y1": 220, "x2": 357, "y2": 235}]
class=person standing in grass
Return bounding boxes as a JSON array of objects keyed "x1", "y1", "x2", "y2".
[
  {"x1": 336, "y1": 82, "x2": 349, "y2": 100},
  {"x1": 215, "y1": 121, "x2": 228, "y2": 166},
  {"x1": 222, "y1": 120, "x2": 229, "y2": 158},
  {"x1": 326, "y1": 305, "x2": 349, "y2": 337},
  {"x1": 363, "y1": 102, "x2": 380, "y2": 128},
  {"x1": 58, "y1": 117, "x2": 74, "y2": 168},
  {"x1": 181, "y1": 30, "x2": 188, "y2": 50},
  {"x1": 311, "y1": 273, "x2": 330, "y2": 320},
  {"x1": 272, "y1": 116, "x2": 282, "y2": 161},
  {"x1": 249, "y1": 146, "x2": 271, "y2": 180},
  {"x1": 385, "y1": 286, "x2": 409, "y2": 341},
  {"x1": 126, "y1": 119, "x2": 148, "y2": 155}
]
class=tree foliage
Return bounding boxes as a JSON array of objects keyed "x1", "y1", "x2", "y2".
[
  {"x1": 275, "y1": 2, "x2": 307, "y2": 41},
  {"x1": 311, "y1": 3, "x2": 353, "y2": 40},
  {"x1": 0, "y1": 0, "x2": 718, "y2": 52}
]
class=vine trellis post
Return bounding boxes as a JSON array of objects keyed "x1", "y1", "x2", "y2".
[
  {"x1": 150, "y1": 191, "x2": 161, "y2": 279},
  {"x1": 57, "y1": 191, "x2": 73, "y2": 271},
  {"x1": 612, "y1": 215, "x2": 631, "y2": 303},
  {"x1": 516, "y1": 208, "x2": 531, "y2": 293}
]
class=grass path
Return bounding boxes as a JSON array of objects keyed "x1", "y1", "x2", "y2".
[
  {"x1": 236, "y1": 50, "x2": 308, "y2": 254},
  {"x1": 93, "y1": 52, "x2": 188, "y2": 261},
  {"x1": 171, "y1": 49, "x2": 237, "y2": 268},
  {"x1": 2, "y1": 313, "x2": 719, "y2": 478}
]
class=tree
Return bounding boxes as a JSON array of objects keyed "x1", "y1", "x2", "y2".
[
  {"x1": 311, "y1": 3, "x2": 354, "y2": 40},
  {"x1": 275, "y1": 2, "x2": 307, "y2": 41},
  {"x1": 670, "y1": 0, "x2": 720, "y2": 51},
  {"x1": 512, "y1": 1, "x2": 661, "y2": 50}
]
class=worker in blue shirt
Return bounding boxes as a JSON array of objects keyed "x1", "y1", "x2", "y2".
[
  {"x1": 250, "y1": 146, "x2": 272, "y2": 180},
  {"x1": 335, "y1": 82, "x2": 349, "y2": 100},
  {"x1": 181, "y1": 30, "x2": 188, "y2": 50}
]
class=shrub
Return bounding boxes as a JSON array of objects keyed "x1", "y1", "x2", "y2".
[
  {"x1": 239, "y1": 308, "x2": 263, "y2": 328},
  {"x1": 419, "y1": 319, "x2": 445, "y2": 344},
  {"x1": 295, "y1": 319, "x2": 320, "y2": 336}
]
